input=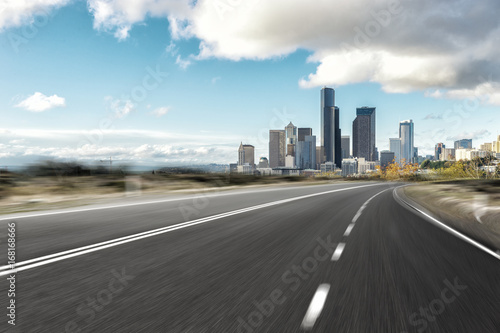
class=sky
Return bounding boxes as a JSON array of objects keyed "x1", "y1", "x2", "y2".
[{"x1": 0, "y1": 0, "x2": 499, "y2": 167}]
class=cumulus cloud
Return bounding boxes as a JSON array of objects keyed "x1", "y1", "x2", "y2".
[
  {"x1": 87, "y1": 0, "x2": 192, "y2": 40},
  {"x1": 0, "y1": 0, "x2": 70, "y2": 30},
  {"x1": 151, "y1": 106, "x2": 170, "y2": 117},
  {"x1": 426, "y1": 82, "x2": 500, "y2": 106},
  {"x1": 105, "y1": 96, "x2": 135, "y2": 118},
  {"x1": 5, "y1": 0, "x2": 500, "y2": 101},
  {"x1": 0, "y1": 128, "x2": 240, "y2": 164},
  {"x1": 15, "y1": 92, "x2": 66, "y2": 112}
]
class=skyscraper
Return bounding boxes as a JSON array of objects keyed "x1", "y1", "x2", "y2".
[
  {"x1": 341, "y1": 135, "x2": 350, "y2": 159},
  {"x1": 238, "y1": 143, "x2": 255, "y2": 166},
  {"x1": 297, "y1": 128, "x2": 312, "y2": 142},
  {"x1": 269, "y1": 130, "x2": 286, "y2": 168},
  {"x1": 389, "y1": 138, "x2": 401, "y2": 164},
  {"x1": 352, "y1": 107, "x2": 376, "y2": 161},
  {"x1": 285, "y1": 122, "x2": 297, "y2": 144},
  {"x1": 380, "y1": 151, "x2": 395, "y2": 170},
  {"x1": 321, "y1": 88, "x2": 342, "y2": 168},
  {"x1": 435, "y1": 143, "x2": 445, "y2": 161},
  {"x1": 296, "y1": 134, "x2": 316, "y2": 169},
  {"x1": 399, "y1": 120, "x2": 414, "y2": 163},
  {"x1": 454, "y1": 139, "x2": 472, "y2": 150}
]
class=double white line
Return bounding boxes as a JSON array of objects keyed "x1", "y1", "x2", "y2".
[{"x1": 0, "y1": 183, "x2": 384, "y2": 277}]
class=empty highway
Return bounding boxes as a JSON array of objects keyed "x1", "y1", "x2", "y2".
[{"x1": 0, "y1": 182, "x2": 499, "y2": 332}]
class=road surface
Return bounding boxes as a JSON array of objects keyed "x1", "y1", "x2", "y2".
[{"x1": 0, "y1": 182, "x2": 498, "y2": 332}]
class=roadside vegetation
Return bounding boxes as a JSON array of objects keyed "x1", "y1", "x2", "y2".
[{"x1": 374, "y1": 156, "x2": 499, "y2": 181}]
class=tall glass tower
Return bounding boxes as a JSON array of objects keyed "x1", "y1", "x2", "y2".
[
  {"x1": 321, "y1": 87, "x2": 341, "y2": 168},
  {"x1": 352, "y1": 107, "x2": 377, "y2": 161},
  {"x1": 399, "y1": 120, "x2": 414, "y2": 164}
]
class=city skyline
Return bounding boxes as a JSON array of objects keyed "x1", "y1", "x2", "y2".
[{"x1": 1, "y1": 1, "x2": 500, "y2": 167}]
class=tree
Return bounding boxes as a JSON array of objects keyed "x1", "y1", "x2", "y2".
[{"x1": 420, "y1": 159, "x2": 431, "y2": 169}]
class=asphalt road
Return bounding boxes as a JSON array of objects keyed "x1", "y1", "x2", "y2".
[{"x1": 0, "y1": 182, "x2": 499, "y2": 333}]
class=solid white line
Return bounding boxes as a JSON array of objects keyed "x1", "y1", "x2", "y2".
[
  {"x1": 393, "y1": 188, "x2": 500, "y2": 261},
  {"x1": 0, "y1": 183, "x2": 358, "y2": 222},
  {"x1": 344, "y1": 223, "x2": 355, "y2": 236},
  {"x1": 0, "y1": 183, "x2": 384, "y2": 276},
  {"x1": 352, "y1": 187, "x2": 392, "y2": 223},
  {"x1": 301, "y1": 284, "x2": 331, "y2": 330},
  {"x1": 331, "y1": 243, "x2": 346, "y2": 261}
]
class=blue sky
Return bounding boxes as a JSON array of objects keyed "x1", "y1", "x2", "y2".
[{"x1": 1, "y1": 0, "x2": 499, "y2": 167}]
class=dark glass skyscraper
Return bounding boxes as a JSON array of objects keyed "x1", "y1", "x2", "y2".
[
  {"x1": 321, "y1": 87, "x2": 341, "y2": 168},
  {"x1": 352, "y1": 107, "x2": 376, "y2": 161}
]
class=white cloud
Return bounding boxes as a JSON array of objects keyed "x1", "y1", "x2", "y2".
[
  {"x1": 5, "y1": 0, "x2": 500, "y2": 100},
  {"x1": 87, "y1": 0, "x2": 192, "y2": 39},
  {"x1": 0, "y1": 128, "x2": 241, "y2": 165},
  {"x1": 446, "y1": 130, "x2": 491, "y2": 142},
  {"x1": 175, "y1": 55, "x2": 191, "y2": 69},
  {"x1": 15, "y1": 92, "x2": 66, "y2": 112},
  {"x1": 105, "y1": 96, "x2": 135, "y2": 118},
  {"x1": 151, "y1": 106, "x2": 170, "y2": 117},
  {"x1": 80, "y1": 0, "x2": 500, "y2": 97},
  {"x1": 426, "y1": 82, "x2": 500, "y2": 106},
  {"x1": 0, "y1": 0, "x2": 70, "y2": 30}
]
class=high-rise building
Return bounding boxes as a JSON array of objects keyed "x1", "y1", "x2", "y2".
[
  {"x1": 320, "y1": 87, "x2": 341, "y2": 168},
  {"x1": 352, "y1": 107, "x2": 376, "y2": 161},
  {"x1": 238, "y1": 142, "x2": 245, "y2": 166},
  {"x1": 316, "y1": 146, "x2": 324, "y2": 170},
  {"x1": 380, "y1": 151, "x2": 395, "y2": 170},
  {"x1": 341, "y1": 135, "x2": 350, "y2": 159},
  {"x1": 298, "y1": 128, "x2": 312, "y2": 142},
  {"x1": 399, "y1": 120, "x2": 414, "y2": 163},
  {"x1": 435, "y1": 143, "x2": 445, "y2": 161},
  {"x1": 389, "y1": 138, "x2": 401, "y2": 163},
  {"x1": 454, "y1": 139, "x2": 472, "y2": 150},
  {"x1": 238, "y1": 143, "x2": 255, "y2": 166},
  {"x1": 285, "y1": 122, "x2": 297, "y2": 144},
  {"x1": 296, "y1": 135, "x2": 316, "y2": 169},
  {"x1": 269, "y1": 130, "x2": 286, "y2": 168}
]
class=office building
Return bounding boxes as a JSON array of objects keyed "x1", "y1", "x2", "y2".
[
  {"x1": 389, "y1": 138, "x2": 401, "y2": 163},
  {"x1": 440, "y1": 148, "x2": 455, "y2": 161},
  {"x1": 316, "y1": 146, "x2": 324, "y2": 170},
  {"x1": 480, "y1": 143, "x2": 493, "y2": 152},
  {"x1": 341, "y1": 135, "x2": 350, "y2": 159},
  {"x1": 238, "y1": 143, "x2": 254, "y2": 167},
  {"x1": 454, "y1": 139, "x2": 472, "y2": 150},
  {"x1": 285, "y1": 122, "x2": 297, "y2": 144},
  {"x1": 352, "y1": 107, "x2": 376, "y2": 161},
  {"x1": 380, "y1": 151, "x2": 395, "y2": 170},
  {"x1": 456, "y1": 149, "x2": 491, "y2": 161},
  {"x1": 298, "y1": 128, "x2": 312, "y2": 142},
  {"x1": 257, "y1": 157, "x2": 269, "y2": 169},
  {"x1": 296, "y1": 135, "x2": 316, "y2": 169},
  {"x1": 269, "y1": 130, "x2": 286, "y2": 168},
  {"x1": 341, "y1": 158, "x2": 358, "y2": 177},
  {"x1": 320, "y1": 87, "x2": 341, "y2": 168},
  {"x1": 435, "y1": 143, "x2": 445, "y2": 161},
  {"x1": 399, "y1": 120, "x2": 414, "y2": 163}
]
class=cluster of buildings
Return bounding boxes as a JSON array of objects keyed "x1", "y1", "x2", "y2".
[
  {"x1": 432, "y1": 136, "x2": 500, "y2": 162},
  {"x1": 232, "y1": 87, "x2": 420, "y2": 176}
]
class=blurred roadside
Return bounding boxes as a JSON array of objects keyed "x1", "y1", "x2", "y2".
[
  {"x1": 0, "y1": 161, "x2": 351, "y2": 215},
  {"x1": 403, "y1": 181, "x2": 500, "y2": 251}
]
